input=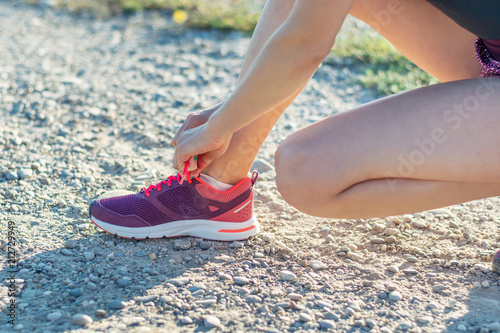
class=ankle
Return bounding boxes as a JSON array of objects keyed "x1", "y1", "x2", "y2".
[
  {"x1": 199, "y1": 174, "x2": 233, "y2": 191},
  {"x1": 201, "y1": 169, "x2": 247, "y2": 186}
]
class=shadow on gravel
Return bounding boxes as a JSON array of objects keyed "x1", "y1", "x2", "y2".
[
  {"x1": 448, "y1": 286, "x2": 500, "y2": 332},
  {"x1": 1, "y1": 234, "x2": 250, "y2": 332}
]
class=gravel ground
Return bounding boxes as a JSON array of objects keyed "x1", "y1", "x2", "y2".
[{"x1": 1, "y1": 2, "x2": 499, "y2": 333}]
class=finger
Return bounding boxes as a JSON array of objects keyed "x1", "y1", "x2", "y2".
[
  {"x1": 171, "y1": 119, "x2": 189, "y2": 147},
  {"x1": 172, "y1": 149, "x2": 179, "y2": 172},
  {"x1": 187, "y1": 155, "x2": 198, "y2": 172},
  {"x1": 196, "y1": 154, "x2": 213, "y2": 172}
]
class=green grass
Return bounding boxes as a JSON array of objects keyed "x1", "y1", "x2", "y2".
[{"x1": 331, "y1": 26, "x2": 439, "y2": 96}]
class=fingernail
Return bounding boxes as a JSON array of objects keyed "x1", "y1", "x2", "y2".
[{"x1": 193, "y1": 155, "x2": 198, "y2": 161}]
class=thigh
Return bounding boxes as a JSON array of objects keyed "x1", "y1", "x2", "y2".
[
  {"x1": 349, "y1": 0, "x2": 481, "y2": 81},
  {"x1": 280, "y1": 78, "x2": 500, "y2": 195}
]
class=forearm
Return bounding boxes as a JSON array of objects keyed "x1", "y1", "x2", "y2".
[{"x1": 236, "y1": 0, "x2": 296, "y2": 86}]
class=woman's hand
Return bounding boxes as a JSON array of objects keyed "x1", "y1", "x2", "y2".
[
  {"x1": 172, "y1": 120, "x2": 233, "y2": 177},
  {"x1": 171, "y1": 103, "x2": 222, "y2": 148}
]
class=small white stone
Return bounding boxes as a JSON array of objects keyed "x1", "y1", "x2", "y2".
[
  {"x1": 411, "y1": 220, "x2": 427, "y2": 229},
  {"x1": 481, "y1": 280, "x2": 490, "y2": 288},
  {"x1": 84, "y1": 252, "x2": 95, "y2": 260},
  {"x1": 299, "y1": 313, "x2": 312, "y2": 322},
  {"x1": 72, "y1": 314, "x2": 93, "y2": 326},
  {"x1": 279, "y1": 270, "x2": 297, "y2": 281},
  {"x1": 389, "y1": 291, "x2": 402, "y2": 302},
  {"x1": 47, "y1": 311, "x2": 62, "y2": 321},
  {"x1": 387, "y1": 265, "x2": 399, "y2": 273},
  {"x1": 286, "y1": 293, "x2": 303, "y2": 301},
  {"x1": 233, "y1": 276, "x2": 249, "y2": 285},
  {"x1": 204, "y1": 315, "x2": 221, "y2": 328},
  {"x1": 309, "y1": 260, "x2": 327, "y2": 271}
]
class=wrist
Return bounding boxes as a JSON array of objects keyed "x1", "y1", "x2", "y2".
[{"x1": 207, "y1": 107, "x2": 235, "y2": 139}]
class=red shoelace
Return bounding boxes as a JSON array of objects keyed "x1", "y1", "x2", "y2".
[{"x1": 143, "y1": 161, "x2": 191, "y2": 197}]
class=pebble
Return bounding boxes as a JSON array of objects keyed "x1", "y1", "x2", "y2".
[
  {"x1": 233, "y1": 276, "x2": 250, "y2": 285},
  {"x1": 198, "y1": 297, "x2": 219, "y2": 306},
  {"x1": 411, "y1": 220, "x2": 427, "y2": 229},
  {"x1": 6, "y1": 171, "x2": 19, "y2": 180},
  {"x1": 416, "y1": 316, "x2": 433, "y2": 325},
  {"x1": 22, "y1": 290, "x2": 36, "y2": 299},
  {"x1": 108, "y1": 300, "x2": 126, "y2": 309},
  {"x1": 370, "y1": 237, "x2": 385, "y2": 244},
  {"x1": 181, "y1": 316, "x2": 193, "y2": 324},
  {"x1": 389, "y1": 291, "x2": 402, "y2": 302},
  {"x1": 118, "y1": 278, "x2": 131, "y2": 288},
  {"x1": 136, "y1": 295, "x2": 159, "y2": 303},
  {"x1": 319, "y1": 320, "x2": 336, "y2": 330},
  {"x1": 279, "y1": 270, "x2": 297, "y2": 281},
  {"x1": 405, "y1": 255, "x2": 418, "y2": 263},
  {"x1": 387, "y1": 265, "x2": 399, "y2": 273},
  {"x1": 229, "y1": 241, "x2": 244, "y2": 248},
  {"x1": 47, "y1": 311, "x2": 62, "y2": 321},
  {"x1": 204, "y1": 315, "x2": 221, "y2": 328},
  {"x1": 287, "y1": 293, "x2": 303, "y2": 301},
  {"x1": 347, "y1": 301, "x2": 361, "y2": 312},
  {"x1": 84, "y1": 251, "x2": 95, "y2": 260},
  {"x1": 384, "y1": 236, "x2": 396, "y2": 244},
  {"x1": 433, "y1": 285, "x2": 446, "y2": 292},
  {"x1": 95, "y1": 310, "x2": 106, "y2": 317},
  {"x1": 481, "y1": 280, "x2": 490, "y2": 288},
  {"x1": 82, "y1": 176, "x2": 95, "y2": 183},
  {"x1": 61, "y1": 249, "x2": 72, "y2": 256},
  {"x1": 402, "y1": 268, "x2": 419, "y2": 276},
  {"x1": 18, "y1": 169, "x2": 32, "y2": 179},
  {"x1": 70, "y1": 288, "x2": 82, "y2": 297},
  {"x1": 189, "y1": 282, "x2": 206, "y2": 291},
  {"x1": 385, "y1": 228, "x2": 398, "y2": 235},
  {"x1": 474, "y1": 264, "x2": 490, "y2": 273},
  {"x1": 309, "y1": 260, "x2": 327, "y2": 271},
  {"x1": 457, "y1": 324, "x2": 467, "y2": 331},
  {"x1": 247, "y1": 295, "x2": 262, "y2": 303},
  {"x1": 174, "y1": 240, "x2": 191, "y2": 250},
  {"x1": 299, "y1": 313, "x2": 312, "y2": 322},
  {"x1": 199, "y1": 241, "x2": 212, "y2": 250},
  {"x1": 429, "y1": 208, "x2": 452, "y2": 216},
  {"x1": 72, "y1": 314, "x2": 93, "y2": 326},
  {"x1": 487, "y1": 322, "x2": 500, "y2": 331},
  {"x1": 167, "y1": 278, "x2": 190, "y2": 286}
]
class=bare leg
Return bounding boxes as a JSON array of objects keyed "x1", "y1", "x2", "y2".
[{"x1": 275, "y1": 78, "x2": 500, "y2": 218}]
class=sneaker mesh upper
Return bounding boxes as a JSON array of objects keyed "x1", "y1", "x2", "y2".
[
  {"x1": 100, "y1": 194, "x2": 173, "y2": 226},
  {"x1": 157, "y1": 186, "x2": 205, "y2": 217}
]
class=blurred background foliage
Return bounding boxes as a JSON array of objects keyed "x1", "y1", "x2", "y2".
[{"x1": 24, "y1": 0, "x2": 438, "y2": 96}]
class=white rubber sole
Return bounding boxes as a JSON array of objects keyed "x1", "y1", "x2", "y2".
[{"x1": 91, "y1": 215, "x2": 260, "y2": 241}]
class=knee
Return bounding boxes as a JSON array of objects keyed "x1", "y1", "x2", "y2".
[{"x1": 274, "y1": 137, "x2": 319, "y2": 215}]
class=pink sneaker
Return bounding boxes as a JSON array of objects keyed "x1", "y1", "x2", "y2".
[{"x1": 89, "y1": 171, "x2": 259, "y2": 241}]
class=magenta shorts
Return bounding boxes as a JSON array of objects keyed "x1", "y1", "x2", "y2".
[{"x1": 475, "y1": 38, "x2": 500, "y2": 78}]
